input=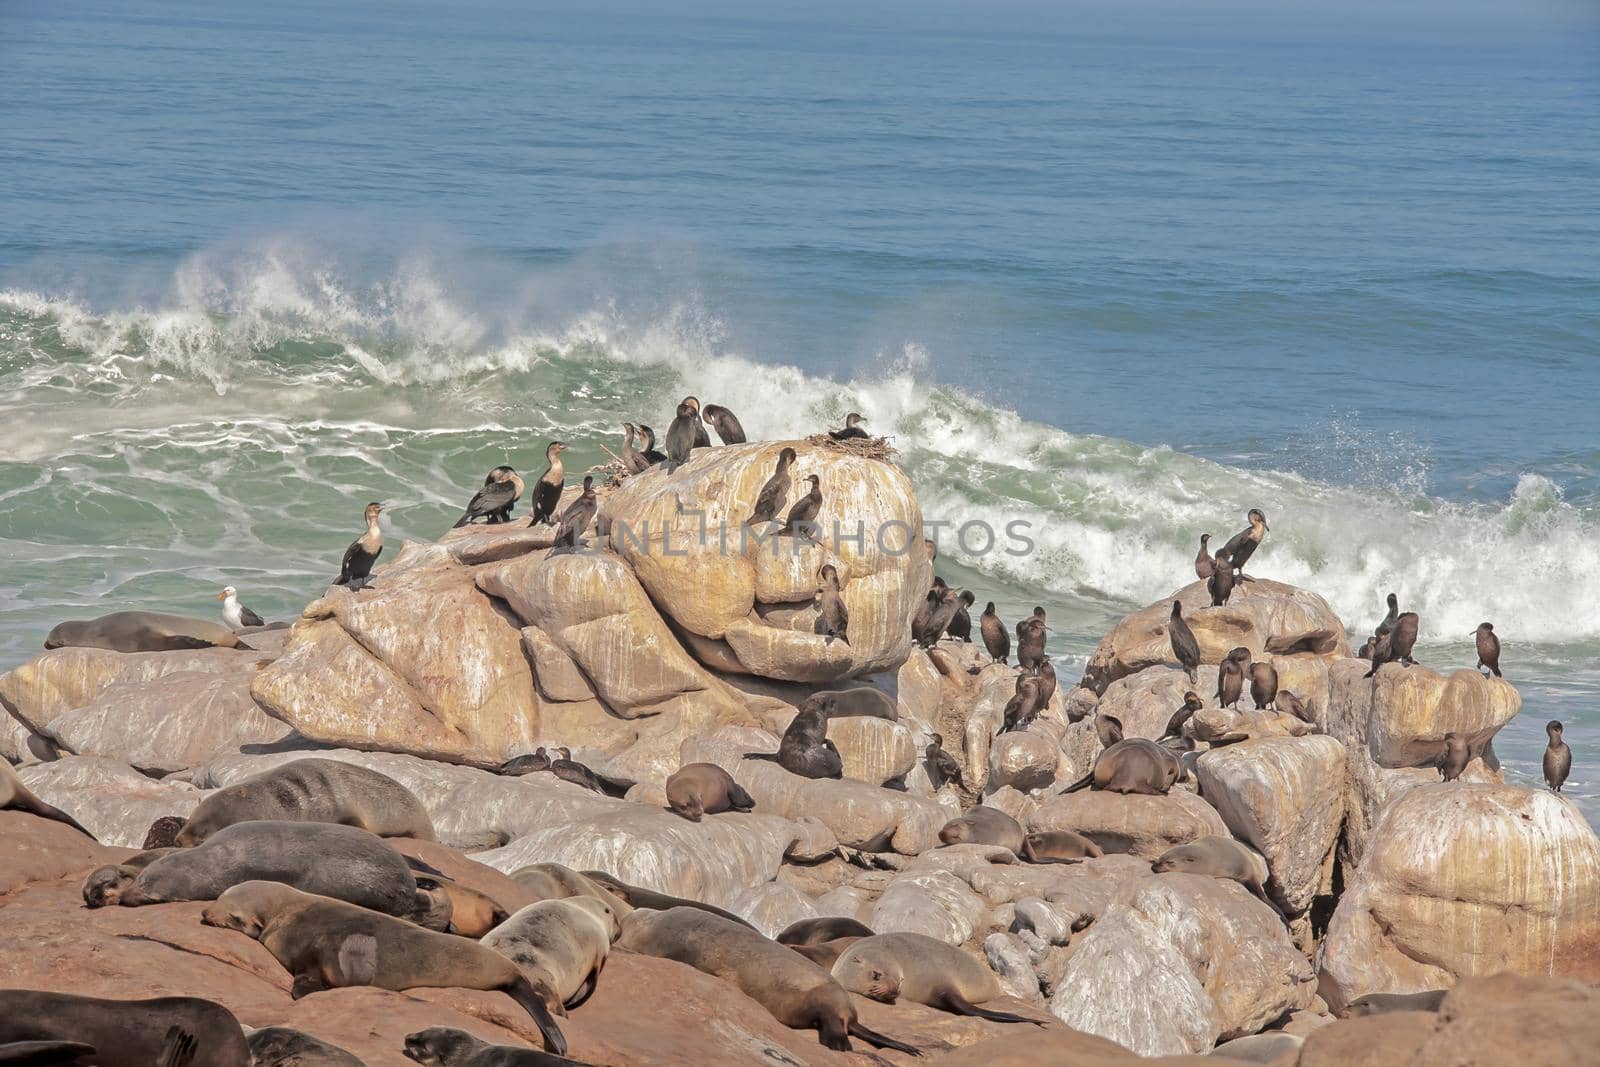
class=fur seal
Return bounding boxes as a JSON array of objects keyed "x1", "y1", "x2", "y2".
[
  {"x1": 781, "y1": 474, "x2": 822, "y2": 539},
  {"x1": 1168, "y1": 601, "x2": 1200, "y2": 683},
  {"x1": 1544, "y1": 720, "x2": 1571, "y2": 792},
  {"x1": 245, "y1": 1026, "x2": 363, "y2": 1067},
  {"x1": 1439, "y1": 732, "x2": 1470, "y2": 781},
  {"x1": 1062, "y1": 737, "x2": 1183, "y2": 796},
  {"x1": 618, "y1": 906, "x2": 918, "y2": 1055},
  {"x1": 1020, "y1": 829, "x2": 1102, "y2": 864},
  {"x1": 938, "y1": 805, "x2": 1025, "y2": 853},
  {"x1": 832, "y1": 932, "x2": 1043, "y2": 1025},
  {"x1": 0, "y1": 1040, "x2": 97, "y2": 1064},
  {"x1": 1016, "y1": 614, "x2": 1047, "y2": 673},
  {"x1": 333, "y1": 502, "x2": 384, "y2": 588},
  {"x1": 203, "y1": 881, "x2": 566, "y2": 1053},
  {"x1": 827, "y1": 412, "x2": 869, "y2": 440},
  {"x1": 980, "y1": 602, "x2": 1009, "y2": 663},
  {"x1": 0, "y1": 991, "x2": 249, "y2": 1066},
  {"x1": 1249, "y1": 660, "x2": 1279, "y2": 710},
  {"x1": 816, "y1": 564, "x2": 849, "y2": 644},
  {"x1": 747, "y1": 446, "x2": 796, "y2": 526},
  {"x1": 777, "y1": 916, "x2": 875, "y2": 946},
  {"x1": 1374, "y1": 592, "x2": 1399, "y2": 637},
  {"x1": 1219, "y1": 508, "x2": 1269, "y2": 577},
  {"x1": 509, "y1": 863, "x2": 629, "y2": 913},
  {"x1": 142, "y1": 814, "x2": 187, "y2": 849},
  {"x1": 1194, "y1": 533, "x2": 1213, "y2": 580},
  {"x1": 1001, "y1": 674, "x2": 1042, "y2": 733},
  {"x1": 1207, "y1": 551, "x2": 1236, "y2": 605},
  {"x1": 178, "y1": 758, "x2": 435, "y2": 845},
  {"x1": 925, "y1": 731, "x2": 964, "y2": 790},
  {"x1": 44, "y1": 610, "x2": 254, "y2": 653},
  {"x1": 801, "y1": 687, "x2": 898, "y2": 721},
  {"x1": 1365, "y1": 611, "x2": 1420, "y2": 677},
  {"x1": 85, "y1": 820, "x2": 422, "y2": 916},
  {"x1": 665, "y1": 402, "x2": 699, "y2": 469},
  {"x1": 1340, "y1": 989, "x2": 1448, "y2": 1017},
  {"x1": 1152, "y1": 837, "x2": 1272, "y2": 906},
  {"x1": 1216, "y1": 646, "x2": 1250, "y2": 710},
  {"x1": 482, "y1": 896, "x2": 619, "y2": 1011},
  {"x1": 1474, "y1": 622, "x2": 1502, "y2": 677},
  {"x1": 403, "y1": 1026, "x2": 582, "y2": 1066},
  {"x1": 579, "y1": 871, "x2": 752, "y2": 928},
  {"x1": 528, "y1": 442, "x2": 568, "y2": 526},
  {"x1": 218, "y1": 585, "x2": 265, "y2": 631},
  {"x1": 680, "y1": 396, "x2": 712, "y2": 448},
  {"x1": 453, "y1": 465, "x2": 524, "y2": 527},
  {"x1": 1208, "y1": 1033, "x2": 1302, "y2": 1063},
  {"x1": 1161, "y1": 691, "x2": 1204, "y2": 741},
  {"x1": 1, "y1": 760, "x2": 94, "y2": 838},
  {"x1": 664, "y1": 762, "x2": 755, "y2": 821},
  {"x1": 743, "y1": 705, "x2": 842, "y2": 779},
  {"x1": 551, "y1": 475, "x2": 596, "y2": 548},
  {"x1": 701, "y1": 403, "x2": 746, "y2": 445}
]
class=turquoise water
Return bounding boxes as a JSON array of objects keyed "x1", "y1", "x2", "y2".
[{"x1": 1, "y1": 1, "x2": 1596, "y2": 823}]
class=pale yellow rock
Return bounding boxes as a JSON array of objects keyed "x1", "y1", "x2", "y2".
[
  {"x1": 1029, "y1": 789, "x2": 1229, "y2": 860},
  {"x1": 0, "y1": 645, "x2": 265, "y2": 732},
  {"x1": 1318, "y1": 783, "x2": 1600, "y2": 1012},
  {"x1": 825, "y1": 715, "x2": 917, "y2": 785},
  {"x1": 519, "y1": 625, "x2": 597, "y2": 703}
]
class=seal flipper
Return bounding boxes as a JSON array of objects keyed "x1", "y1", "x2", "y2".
[
  {"x1": 728, "y1": 782, "x2": 756, "y2": 812},
  {"x1": 847, "y1": 1020, "x2": 922, "y2": 1056},
  {"x1": 0, "y1": 1042, "x2": 97, "y2": 1065},
  {"x1": 506, "y1": 975, "x2": 569, "y2": 1055},
  {"x1": 334, "y1": 933, "x2": 379, "y2": 985},
  {"x1": 1059, "y1": 770, "x2": 1094, "y2": 794},
  {"x1": 741, "y1": 751, "x2": 781, "y2": 762},
  {"x1": 290, "y1": 972, "x2": 328, "y2": 999},
  {"x1": 567, "y1": 967, "x2": 599, "y2": 1010},
  {"x1": 158, "y1": 1025, "x2": 197, "y2": 1067},
  {"x1": 937, "y1": 991, "x2": 1045, "y2": 1026}
]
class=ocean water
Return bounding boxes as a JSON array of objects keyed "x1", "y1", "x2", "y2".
[{"x1": 1, "y1": 1, "x2": 1596, "y2": 824}]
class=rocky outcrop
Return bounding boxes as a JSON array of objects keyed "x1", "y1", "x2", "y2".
[
  {"x1": 1029, "y1": 789, "x2": 1229, "y2": 860},
  {"x1": 0, "y1": 644, "x2": 267, "y2": 732},
  {"x1": 1318, "y1": 783, "x2": 1600, "y2": 1012},
  {"x1": 16, "y1": 757, "x2": 205, "y2": 847}
]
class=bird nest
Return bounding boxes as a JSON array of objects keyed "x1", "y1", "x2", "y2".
[
  {"x1": 587, "y1": 459, "x2": 631, "y2": 488},
  {"x1": 804, "y1": 434, "x2": 898, "y2": 461}
]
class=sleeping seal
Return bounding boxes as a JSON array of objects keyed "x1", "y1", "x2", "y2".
[
  {"x1": 938, "y1": 805, "x2": 1025, "y2": 854},
  {"x1": 832, "y1": 932, "x2": 1045, "y2": 1025},
  {"x1": 403, "y1": 1026, "x2": 584, "y2": 1066},
  {"x1": 481, "y1": 896, "x2": 620, "y2": 1010},
  {"x1": 177, "y1": 758, "x2": 435, "y2": 845},
  {"x1": 44, "y1": 610, "x2": 254, "y2": 652},
  {"x1": 0, "y1": 990, "x2": 249, "y2": 1066}
]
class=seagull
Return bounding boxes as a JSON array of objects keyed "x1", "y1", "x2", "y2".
[{"x1": 218, "y1": 586, "x2": 264, "y2": 631}]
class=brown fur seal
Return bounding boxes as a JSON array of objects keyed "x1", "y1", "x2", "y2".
[
  {"x1": 980, "y1": 602, "x2": 1009, "y2": 664},
  {"x1": 510, "y1": 863, "x2": 631, "y2": 914},
  {"x1": 203, "y1": 881, "x2": 565, "y2": 1053},
  {"x1": 777, "y1": 916, "x2": 875, "y2": 946},
  {"x1": 245, "y1": 1026, "x2": 363, "y2": 1066},
  {"x1": 1168, "y1": 601, "x2": 1200, "y2": 683},
  {"x1": 1, "y1": 760, "x2": 94, "y2": 838},
  {"x1": 178, "y1": 758, "x2": 435, "y2": 845},
  {"x1": 482, "y1": 896, "x2": 619, "y2": 1010},
  {"x1": 1020, "y1": 829, "x2": 1102, "y2": 864},
  {"x1": 1365, "y1": 611, "x2": 1420, "y2": 677},
  {"x1": 0, "y1": 1039, "x2": 97, "y2": 1064},
  {"x1": 403, "y1": 1026, "x2": 583, "y2": 1065},
  {"x1": 1208, "y1": 1033, "x2": 1302, "y2": 1063},
  {"x1": 816, "y1": 564, "x2": 849, "y2": 644},
  {"x1": 618, "y1": 906, "x2": 918, "y2": 1055},
  {"x1": 1249, "y1": 660, "x2": 1278, "y2": 710},
  {"x1": 1151, "y1": 837, "x2": 1272, "y2": 906},
  {"x1": 1161, "y1": 691, "x2": 1204, "y2": 741},
  {"x1": 665, "y1": 762, "x2": 754, "y2": 821},
  {"x1": 802, "y1": 686, "x2": 897, "y2": 721},
  {"x1": 1374, "y1": 591, "x2": 1400, "y2": 637},
  {"x1": 84, "y1": 820, "x2": 421, "y2": 916},
  {"x1": 1544, "y1": 720, "x2": 1571, "y2": 792},
  {"x1": 1439, "y1": 732, "x2": 1470, "y2": 782},
  {"x1": 1062, "y1": 737, "x2": 1183, "y2": 796},
  {"x1": 1001, "y1": 674, "x2": 1042, "y2": 733},
  {"x1": 1208, "y1": 551, "x2": 1236, "y2": 605},
  {"x1": 832, "y1": 932, "x2": 1044, "y2": 1025},
  {"x1": 44, "y1": 610, "x2": 254, "y2": 653},
  {"x1": 744, "y1": 707, "x2": 842, "y2": 779},
  {"x1": 1340, "y1": 989, "x2": 1448, "y2": 1017},
  {"x1": 0, "y1": 990, "x2": 249, "y2": 1066},
  {"x1": 1216, "y1": 646, "x2": 1250, "y2": 709},
  {"x1": 789, "y1": 937, "x2": 863, "y2": 970},
  {"x1": 938, "y1": 805, "x2": 1025, "y2": 854},
  {"x1": 1474, "y1": 621, "x2": 1502, "y2": 677},
  {"x1": 411, "y1": 870, "x2": 510, "y2": 937},
  {"x1": 579, "y1": 871, "x2": 753, "y2": 929}
]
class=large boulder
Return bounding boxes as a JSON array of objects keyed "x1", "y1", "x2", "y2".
[
  {"x1": 1195, "y1": 734, "x2": 1345, "y2": 914},
  {"x1": 868, "y1": 868, "x2": 989, "y2": 944},
  {"x1": 0, "y1": 645, "x2": 265, "y2": 732},
  {"x1": 602, "y1": 441, "x2": 931, "y2": 682},
  {"x1": 1048, "y1": 873, "x2": 1315, "y2": 1056},
  {"x1": 0, "y1": 811, "x2": 130, "y2": 896},
  {"x1": 16, "y1": 757, "x2": 205, "y2": 847},
  {"x1": 1079, "y1": 580, "x2": 1348, "y2": 696},
  {"x1": 1029, "y1": 789, "x2": 1229, "y2": 860},
  {"x1": 1318, "y1": 783, "x2": 1600, "y2": 1012}
]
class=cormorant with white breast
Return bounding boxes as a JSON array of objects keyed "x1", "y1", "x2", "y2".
[
  {"x1": 333, "y1": 502, "x2": 384, "y2": 588},
  {"x1": 528, "y1": 442, "x2": 568, "y2": 526},
  {"x1": 452, "y1": 465, "x2": 524, "y2": 527},
  {"x1": 1218, "y1": 509, "x2": 1269, "y2": 579}
]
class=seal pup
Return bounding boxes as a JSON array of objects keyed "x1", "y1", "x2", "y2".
[
  {"x1": 980, "y1": 602, "x2": 1009, "y2": 663},
  {"x1": 1364, "y1": 611, "x2": 1420, "y2": 677},
  {"x1": 1194, "y1": 533, "x2": 1213, "y2": 580},
  {"x1": 816, "y1": 563, "x2": 849, "y2": 644},
  {"x1": 84, "y1": 820, "x2": 422, "y2": 916},
  {"x1": 1543, "y1": 720, "x2": 1571, "y2": 792},
  {"x1": 217, "y1": 585, "x2": 264, "y2": 631},
  {"x1": 1168, "y1": 601, "x2": 1200, "y2": 683},
  {"x1": 481, "y1": 895, "x2": 619, "y2": 1010},
  {"x1": 946, "y1": 590, "x2": 975, "y2": 642},
  {"x1": 0, "y1": 991, "x2": 249, "y2": 1067},
  {"x1": 744, "y1": 706, "x2": 842, "y2": 779},
  {"x1": 1219, "y1": 508, "x2": 1269, "y2": 578},
  {"x1": 925, "y1": 732, "x2": 964, "y2": 790},
  {"x1": 620, "y1": 422, "x2": 649, "y2": 475},
  {"x1": 1161, "y1": 691, "x2": 1204, "y2": 742},
  {"x1": 1340, "y1": 989, "x2": 1448, "y2": 1017},
  {"x1": 680, "y1": 396, "x2": 712, "y2": 448},
  {"x1": 618, "y1": 906, "x2": 919, "y2": 1055},
  {"x1": 827, "y1": 412, "x2": 869, "y2": 441},
  {"x1": 1439, "y1": 732, "x2": 1470, "y2": 782},
  {"x1": 1216, "y1": 647, "x2": 1250, "y2": 709},
  {"x1": 919, "y1": 586, "x2": 962, "y2": 648},
  {"x1": 204, "y1": 881, "x2": 566, "y2": 1052},
  {"x1": 701, "y1": 403, "x2": 746, "y2": 445},
  {"x1": 403, "y1": 1026, "x2": 582, "y2": 1066},
  {"x1": 665, "y1": 762, "x2": 755, "y2": 821},
  {"x1": 452, "y1": 465, "x2": 523, "y2": 527},
  {"x1": 1001, "y1": 674, "x2": 1042, "y2": 733},
  {"x1": 1061, "y1": 737, "x2": 1183, "y2": 796},
  {"x1": 1, "y1": 760, "x2": 94, "y2": 838},
  {"x1": 1207, "y1": 550, "x2": 1236, "y2": 606},
  {"x1": 528, "y1": 442, "x2": 568, "y2": 526},
  {"x1": 832, "y1": 932, "x2": 1044, "y2": 1025},
  {"x1": 746, "y1": 446, "x2": 796, "y2": 526},
  {"x1": 637, "y1": 424, "x2": 666, "y2": 465},
  {"x1": 245, "y1": 1026, "x2": 363, "y2": 1067},
  {"x1": 781, "y1": 474, "x2": 823, "y2": 540},
  {"x1": 178, "y1": 758, "x2": 435, "y2": 845},
  {"x1": 664, "y1": 402, "x2": 699, "y2": 469},
  {"x1": 1474, "y1": 622, "x2": 1502, "y2": 677},
  {"x1": 581, "y1": 872, "x2": 754, "y2": 928},
  {"x1": 1249, "y1": 659, "x2": 1279, "y2": 710},
  {"x1": 1374, "y1": 592, "x2": 1399, "y2": 637},
  {"x1": 1020, "y1": 829, "x2": 1102, "y2": 864},
  {"x1": 778, "y1": 916, "x2": 875, "y2": 946},
  {"x1": 44, "y1": 610, "x2": 254, "y2": 653},
  {"x1": 333, "y1": 502, "x2": 383, "y2": 588},
  {"x1": 1016, "y1": 615, "x2": 1048, "y2": 673},
  {"x1": 552, "y1": 475, "x2": 596, "y2": 549},
  {"x1": 1152, "y1": 837, "x2": 1273, "y2": 907},
  {"x1": 938, "y1": 805, "x2": 1025, "y2": 854}
]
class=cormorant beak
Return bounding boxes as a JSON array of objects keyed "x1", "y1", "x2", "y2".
[{"x1": 1262, "y1": 521, "x2": 1271, "y2": 531}]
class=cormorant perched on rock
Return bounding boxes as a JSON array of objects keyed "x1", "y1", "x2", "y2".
[
  {"x1": 828, "y1": 413, "x2": 869, "y2": 441},
  {"x1": 1364, "y1": 611, "x2": 1420, "y2": 677},
  {"x1": 1016, "y1": 614, "x2": 1047, "y2": 673},
  {"x1": 946, "y1": 591, "x2": 975, "y2": 642},
  {"x1": 1208, "y1": 551, "x2": 1236, "y2": 606},
  {"x1": 637, "y1": 424, "x2": 667, "y2": 465},
  {"x1": 1168, "y1": 601, "x2": 1200, "y2": 684},
  {"x1": 452, "y1": 465, "x2": 524, "y2": 527},
  {"x1": 621, "y1": 423, "x2": 649, "y2": 474},
  {"x1": 1374, "y1": 592, "x2": 1399, "y2": 638},
  {"x1": 333, "y1": 502, "x2": 384, "y2": 588},
  {"x1": 528, "y1": 442, "x2": 568, "y2": 526},
  {"x1": 1544, "y1": 721, "x2": 1571, "y2": 792},
  {"x1": 681, "y1": 396, "x2": 712, "y2": 448},
  {"x1": 980, "y1": 602, "x2": 1009, "y2": 664},
  {"x1": 817, "y1": 564, "x2": 849, "y2": 644},
  {"x1": 1439, "y1": 732, "x2": 1469, "y2": 782},
  {"x1": 1219, "y1": 508, "x2": 1269, "y2": 578},
  {"x1": 781, "y1": 474, "x2": 822, "y2": 538},
  {"x1": 665, "y1": 403, "x2": 699, "y2": 470},
  {"x1": 1474, "y1": 622, "x2": 1502, "y2": 678},
  {"x1": 920, "y1": 586, "x2": 962, "y2": 648},
  {"x1": 702, "y1": 403, "x2": 746, "y2": 445},
  {"x1": 1194, "y1": 534, "x2": 1214, "y2": 580},
  {"x1": 926, "y1": 732, "x2": 964, "y2": 790},
  {"x1": 553, "y1": 475, "x2": 597, "y2": 549},
  {"x1": 1216, "y1": 647, "x2": 1250, "y2": 709},
  {"x1": 911, "y1": 579, "x2": 946, "y2": 644},
  {"x1": 217, "y1": 586, "x2": 263, "y2": 631},
  {"x1": 747, "y1": 447, "x2": 796, "y2": 526},
  {"x1": 1001, "y1": 675, "x2": 1042, "y2": 733},
  {"x1": 1161, "y1": 692, "x2": 1204, "y2": 741}
]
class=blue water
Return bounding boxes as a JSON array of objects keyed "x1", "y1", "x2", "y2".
[{"x1": 2, "y1": 0, "x2": 1597, "y2": 821}]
